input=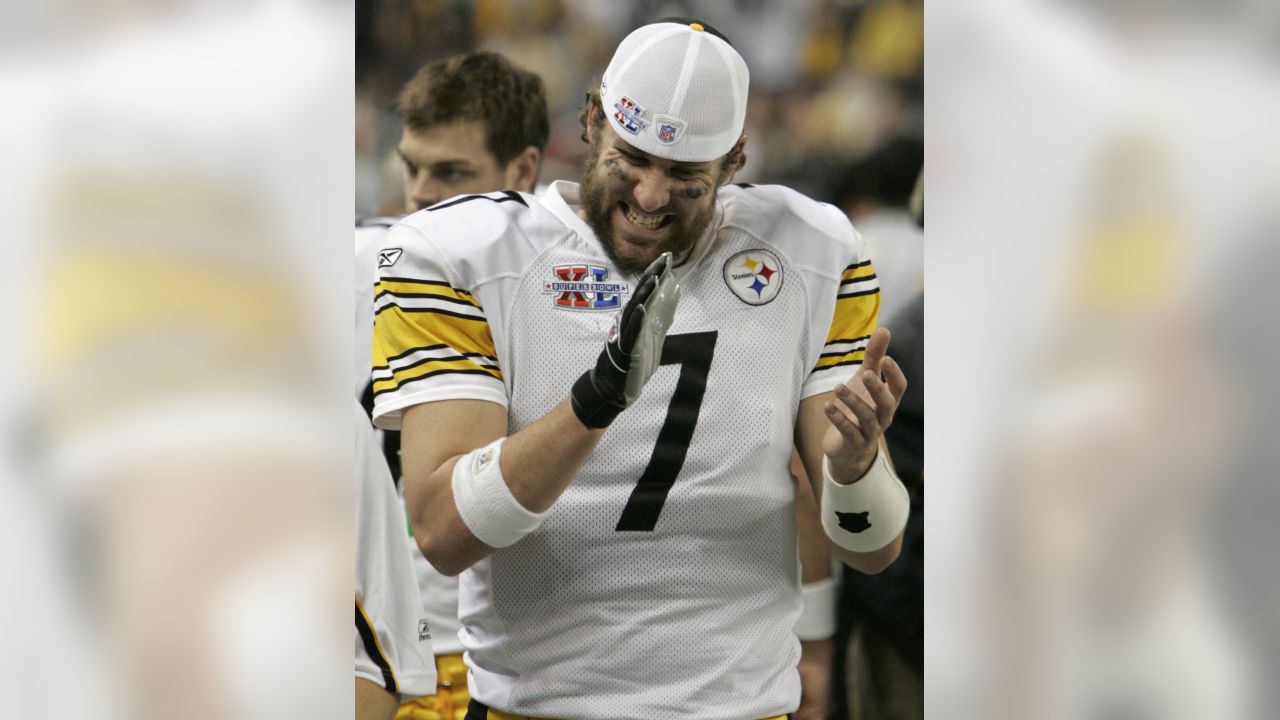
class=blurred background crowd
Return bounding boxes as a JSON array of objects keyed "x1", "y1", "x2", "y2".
[{"x1": 355, "y1": 0, "x2": 923, "y2": 224}]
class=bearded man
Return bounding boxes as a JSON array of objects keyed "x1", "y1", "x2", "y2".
[{"x1": 370, "y1": 18, "x2": 909, "y2": 720}]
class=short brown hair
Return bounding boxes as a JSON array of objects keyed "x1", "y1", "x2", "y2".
[
  {"x1": 399, "y1": 52, "x2": 549, "y2": 166},
  {"x1": 578, "y1": 83, "x2": 747, "y2": 182}
]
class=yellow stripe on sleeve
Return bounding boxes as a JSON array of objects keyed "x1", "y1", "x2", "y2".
[
  {"x1": 371, "y1": 303, "x2": 501, "y2": 396},
  {"x1": 375, "y1": 278, "x2": 480, "y2": 308},
  {"x1": 823, "y1": 291, "x2": 880, "y2": 347},
  {"x1": 373, "y1": 304, "x2": 497, "y2": 367},
  {"x1": 817, "y1": 258, "x2": 880, "y2": 374},
  {"x1": 815, "y1": 348, "x2": 867, "y2": 370}
]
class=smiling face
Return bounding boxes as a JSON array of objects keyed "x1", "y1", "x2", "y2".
[{"x1": 579, "y1": 112, "x2": 735, "y2": 275}]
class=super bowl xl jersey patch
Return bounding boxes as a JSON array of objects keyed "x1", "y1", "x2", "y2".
[{"x1": 370, "y1": 183, "x2": 878, "y2": 720}]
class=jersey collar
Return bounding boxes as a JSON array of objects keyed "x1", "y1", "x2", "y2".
[{"x1": 540, "y1": 180, "x2": 598, "y2": 250}]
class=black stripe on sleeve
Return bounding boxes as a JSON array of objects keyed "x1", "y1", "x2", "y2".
[
  {"x1": 355, "y1": 599, "x2": 397, "y2": 693},
  {"x1": 837, "y1": 288, "x2": 881, "y2": 300},
  {"x1": 381, "y1": 343, "x2": 447, "y2": 366},
  {"x1": 825, "y1": 335, "x2": 872, "y2": 346},
  {"x1": 372, "y1": 304, "x2": 489, "y2": 322},
  {"x1": 818, "y1": 348, "x2": 867, "y2": 360},
  {"x1": 382, "y1": 351, "x2": 498, "y2": 377},
  {"x1": 371, "y1": 367, "x2": 503, "y2": 398},
  {"x1": 811, "y1": 358, "x2": 866, "y2": 373},
  {"x1": 377, "y1": 277, "x2": 474, "y2": 296},
  {"x1": 844, "y1": 260, "x2": 872, "y2": 271},
  {"x1": 373, "y1": 289, "x2": 481, "y2": 307},
  {"x1": 840, "y1": 273, "x2": 878, "y2": 286}
]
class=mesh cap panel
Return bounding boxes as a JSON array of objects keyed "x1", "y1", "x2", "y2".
[{"x1": 601, "y1": 23, "x2": 749, "y2": 162}]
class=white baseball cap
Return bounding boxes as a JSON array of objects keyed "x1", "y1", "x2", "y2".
[{"x1": 600, "y1": 20, "x2": 750, "y2": 163}]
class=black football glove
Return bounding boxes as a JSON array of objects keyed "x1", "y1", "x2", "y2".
[{"x1": 570, "y1": 252, "x2": 681, "y2": 428}]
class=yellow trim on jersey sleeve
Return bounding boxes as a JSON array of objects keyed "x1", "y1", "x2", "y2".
[
  {"x1": 818, "y1": 260, "x2": 880, "y2": 371},
  {"x1": 371, "y1": 304, "x2": 501, "y2": 395},
  {"x1": 815, "y1": 347, "x2": 868, "y2": 370},
  {"x1": 374, "y1": 303, "x2": 496, "y2": 361},
  {"x1": 823, "y1": 291, "x2": 880, "y2": 345}
]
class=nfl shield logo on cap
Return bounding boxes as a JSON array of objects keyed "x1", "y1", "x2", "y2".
[{"x1": 654, "y1": 115, "x2": 686, "y2": 145}]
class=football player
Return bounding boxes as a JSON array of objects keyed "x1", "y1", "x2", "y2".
[
  {"x1": 355, "y1": 51, "x2": 549, "y2": 720},
  {"x1": 371, "y1": 20, "x2": 909, "y2": 720}
]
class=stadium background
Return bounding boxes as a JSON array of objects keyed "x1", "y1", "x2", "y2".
[{"x1": 355, "y1": 0, "x2": 922, "y2": 218}]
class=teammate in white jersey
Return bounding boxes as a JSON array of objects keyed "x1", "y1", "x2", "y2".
[
  {"x1": 372, "y1": 19, "x2": 909, "y2": 720},
  {"x1": 356, "y1": 399, "x2": 437, "y2": 719},
  {"x1": 355, "y1": 52, "x2": 550, "y2": 720}
]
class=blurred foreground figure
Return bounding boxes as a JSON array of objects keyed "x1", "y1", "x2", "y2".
[
  {"x1": 992, "y1": 136, "x2": 1249, "y2": 720},
  {"x1": 35, "y1": 180, "x2": 348, "y2": 720}
]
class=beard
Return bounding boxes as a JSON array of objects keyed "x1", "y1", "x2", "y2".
[{"x1": 578, "y1": 141, "x2": 719, "y2": 276}]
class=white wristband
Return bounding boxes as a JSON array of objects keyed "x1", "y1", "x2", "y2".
[
  {"x1": 451, "y1": 438, "x2": 549, "y2": 548},
  {"x1": 820, "y1": 448, "x2": 910, "y2": 553},
  {"x1": 795, "y1": 577, "x2": 837, "y2": 640}
]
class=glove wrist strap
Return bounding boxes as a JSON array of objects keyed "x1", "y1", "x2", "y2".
[{"x1": 570, "y1": 371, "x2": 624, "y2": 429}]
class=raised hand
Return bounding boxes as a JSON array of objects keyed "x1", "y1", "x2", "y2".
[
  {"x1": 822, "y1": 327, "x2": 908, "y2": 482},
  {"x1": 570, "y1": 252, "x2": 681, "y2": 428}
]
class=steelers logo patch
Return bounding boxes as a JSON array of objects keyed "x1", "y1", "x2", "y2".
[{"x1": 723, "y1": 249, "x2": 784, "y2": 305}]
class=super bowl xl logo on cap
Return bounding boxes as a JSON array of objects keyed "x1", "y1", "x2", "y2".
[
  {"x1": 723, "y1": 249, "x2": 784, "y2": 306},
  {"x1": 612, "y1": 95, "x2": 647, "y2": 135},
  {"x1": 543, "y1": 265, "x2": 629, "y2": 310}
]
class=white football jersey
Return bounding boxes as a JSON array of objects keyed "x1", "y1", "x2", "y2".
[
  {"x1": 371, "y1": 181, "x2": 879, "y2": 719},
  {"x1": 357, "y1": 218, "x2": 465, "y2": 656},
  {"x1": 354, "y1": 400, "x2": 437, "y2": 699}
]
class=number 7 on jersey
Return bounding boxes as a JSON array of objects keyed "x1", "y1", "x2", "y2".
[{"x1": 616, "y1": 331, "x2": 718, "y2": 531}]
